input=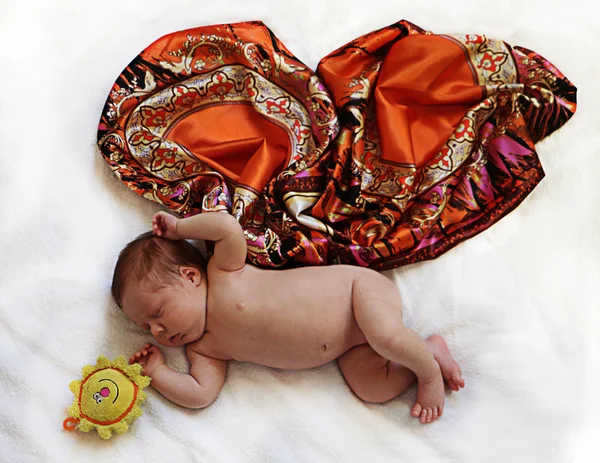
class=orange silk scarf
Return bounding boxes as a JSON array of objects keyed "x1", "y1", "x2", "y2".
[{"x1": 98, "y1": 20, "x2": 576, "y2": 269}]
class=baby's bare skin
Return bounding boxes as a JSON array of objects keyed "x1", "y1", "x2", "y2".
[
  {"x1": 201, "y1": 262, "x2": 366, "y2": 369},
  {"x1": 123, "y1": 211, "x2": 464, "y2": 424}
]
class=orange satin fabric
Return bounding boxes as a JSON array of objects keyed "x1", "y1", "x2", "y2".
[
  {"x1": 166, "y1": 104, "x2": 290, "y2": 187},
  {"x1": 375, "y1": 35, "x2": 483, "y2": 166}
]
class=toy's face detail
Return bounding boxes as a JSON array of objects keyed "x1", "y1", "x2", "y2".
[
  {"x1": 92, "y1": 384, "x2": 114, "y2": 404},
  {"x1": 80, "y1": 368, "x2": 137, "y2": 424},
  {"x1": 94, "y1": 380, "x2": 118, "y2": 403}
]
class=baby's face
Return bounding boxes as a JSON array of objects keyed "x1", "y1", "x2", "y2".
[{"x1": 121, "y1": 267, "x2": 207, "y2": 347}]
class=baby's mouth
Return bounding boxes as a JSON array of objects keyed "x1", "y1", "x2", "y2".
[{"x1": 169, "y1": 333, "x2": 184, "y2": 343}]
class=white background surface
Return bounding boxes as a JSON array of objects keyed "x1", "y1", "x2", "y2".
[{"x1": 1, "y1": 1, "x2": 599, "y2": 462}]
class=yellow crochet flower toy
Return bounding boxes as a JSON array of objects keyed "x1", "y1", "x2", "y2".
[{"x1": 63, "y1": 356, "x2": 150, "y2": 439}]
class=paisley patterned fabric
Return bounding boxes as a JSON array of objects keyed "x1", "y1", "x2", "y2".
[{"x1": 97, "y1": 20, "x2": 576, "y2": 270}]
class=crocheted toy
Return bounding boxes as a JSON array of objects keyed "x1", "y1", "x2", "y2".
[{"x1": 63, "y1": 356, "x2": 150, "y2": 439}]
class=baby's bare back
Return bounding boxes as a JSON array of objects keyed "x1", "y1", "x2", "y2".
[{"x1": 192, "y1": 262, "x2": 371, "y2": 369}]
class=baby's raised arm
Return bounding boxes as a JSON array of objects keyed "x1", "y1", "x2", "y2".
[{"x1": 153, "y1": 211, "x2": 247, "y2": 271}]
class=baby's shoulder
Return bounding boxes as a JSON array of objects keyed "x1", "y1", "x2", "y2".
[
  {"x1": 185, "y1": 333, "x2": 231, "y2": 361},
  {"x1": 206, "y1": 254, "x2": 249, "y2": 271},
  {"x1": 206, "y1": 257, "x2": 247, "y2": 278}
]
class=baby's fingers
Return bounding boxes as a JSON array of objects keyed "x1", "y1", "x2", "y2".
[
  {"x1": 129, "y1": 352, "x2": 144, "y2": 365},
  {"x1": 129, "y1": 350, "x2": 146, "y2": 364},
  {"x1": 152, "y1": 213, "x2": 164, "y2": 235}
]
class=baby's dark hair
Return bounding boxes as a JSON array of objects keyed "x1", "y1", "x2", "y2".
[{"x1": 111, "y1": 232, "x2": 207, "y2": 308}]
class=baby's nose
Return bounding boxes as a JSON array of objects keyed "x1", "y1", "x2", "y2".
[{"x1": 150, "y1": 323, "x2": 164, "y2": 338}]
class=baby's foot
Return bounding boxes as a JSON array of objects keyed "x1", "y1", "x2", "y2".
[
  {"x1": 426, "y1": 334, "x2": 465, "y2": 392},
  {"x1": 411, "y1": 371, "x2": 445, "y2": 424}
]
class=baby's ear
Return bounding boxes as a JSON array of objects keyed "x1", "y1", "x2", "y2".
[{"x1": 179, "y1": 266, "x2": 202, "y2": 284}]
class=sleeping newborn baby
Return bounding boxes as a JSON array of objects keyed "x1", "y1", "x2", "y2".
[{"x1": 113, "y1": 211, "x2": 465, "y2": 424}]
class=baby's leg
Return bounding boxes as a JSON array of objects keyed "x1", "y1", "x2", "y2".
[
  {"x1": 351, "y1": 272, "x2": 444, "y2": 423},
  {"x1": 339, "y1": 336, "x2": 465, "y2": 408},
  {"x1": 338, "y1": 343, "x2": 416, "y2": 403}
]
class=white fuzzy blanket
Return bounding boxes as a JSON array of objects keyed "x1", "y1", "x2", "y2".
[{"x1": 1, "y1": 1, "x2": 598, "y2": 462}]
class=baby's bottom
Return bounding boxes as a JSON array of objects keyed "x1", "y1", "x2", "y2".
[{"x1": 338, "y1": 343, "x2": 415, "y2": 402}]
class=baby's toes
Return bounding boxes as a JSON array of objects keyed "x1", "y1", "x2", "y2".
[
  {"x1": 451, "y1": 374, "x2": 464, "y2": 389},
  {"x1": 420, "y1": 408, "x2": 429, "y2": 423},
  {"x1": 428, "y1": 408, "x2": 435, "y2": 423},
  {"x1": 411, "y1": 403, "x2": 422, "y2": 418},
  {"x1": 447, "y1": 380, "x2": 459, "y2": 391},
  {"x1": 432, "y1": 408, "x2": 439, "y2": 420}
]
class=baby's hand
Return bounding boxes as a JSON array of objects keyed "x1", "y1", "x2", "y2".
[
  {"x1": 129, "y1": 343, "x2": 165, "y2": 377},
  {"x1": 152, "y1": 211, "x2": 181, "y2": 240}
]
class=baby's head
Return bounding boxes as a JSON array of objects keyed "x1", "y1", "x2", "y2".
[{"x1": 112, "y1": 232, "x2": 208, "y2": 347}]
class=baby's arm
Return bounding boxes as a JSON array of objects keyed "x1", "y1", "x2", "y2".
[
  {"x1": 153, "y1": 211, "x2": 246, "y2": 271},
  {"x1": 130, "y1": 343, "x2": 227, "y2": 409}
]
